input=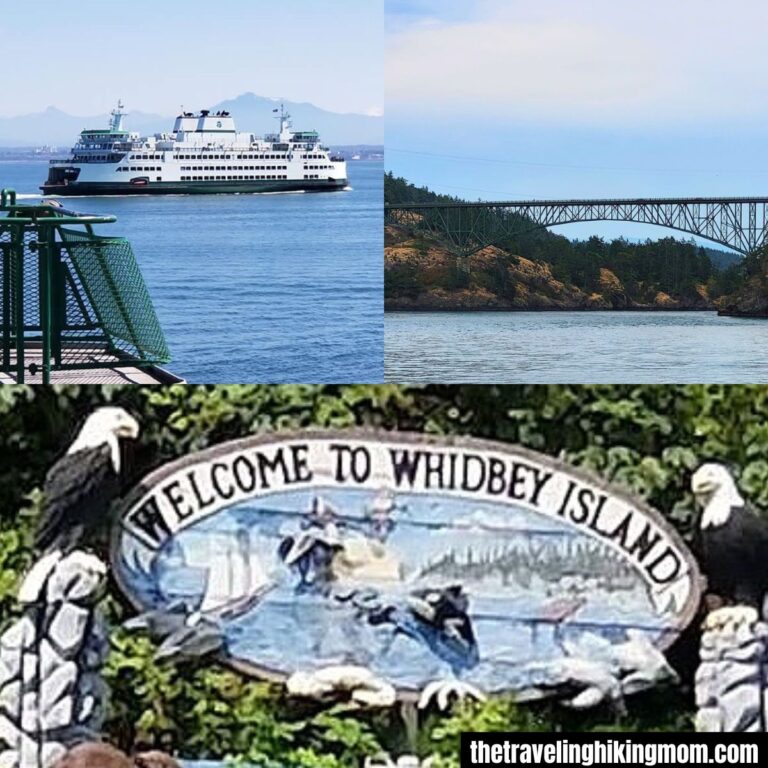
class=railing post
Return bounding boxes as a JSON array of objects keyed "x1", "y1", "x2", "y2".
[
  {"x1": 10, "y1": 226, "x2": 24, "y2": 383},
  {"x1": 52, "y1": 241, "x2": 64, "y2": 367},
  {"x1": 40, "y1": 227, "x2": 55, "y2": 385},
  {"x1": 1, "y1": 241, "x2": 9, "y2": 370}
]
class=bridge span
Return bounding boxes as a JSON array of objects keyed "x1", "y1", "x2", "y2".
[{"x1": 384, "y1": 197, "x2": 768, "y2": 257}]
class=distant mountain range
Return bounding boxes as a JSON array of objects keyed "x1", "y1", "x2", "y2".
[{"x1": 0, "y1": 93, "x2": 383, "y2": 147}]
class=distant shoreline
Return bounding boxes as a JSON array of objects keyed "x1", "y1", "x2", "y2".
[{"x1": 384, "y1": 306, "x2": 716, "y2": 314}]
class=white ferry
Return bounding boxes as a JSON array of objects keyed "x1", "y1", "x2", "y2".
[{"x1": 42, "y1": 102, "x2": 348, "y2": 196}]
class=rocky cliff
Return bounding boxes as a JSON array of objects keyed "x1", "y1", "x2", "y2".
[
  {"x1": 385, "y1": 227, "x2": 716, "y2": 312},
  {"x1": 718, "y1": 273, "x2": 768, "y2": 317}
]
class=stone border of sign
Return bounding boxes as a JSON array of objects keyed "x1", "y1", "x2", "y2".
[{"x1": 110, "y1": 428, "x2": 705, "y2": 698}]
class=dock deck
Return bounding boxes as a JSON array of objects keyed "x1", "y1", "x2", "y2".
[{"x1": 1, "y1": 345, "x2": 183, "y2": 384}]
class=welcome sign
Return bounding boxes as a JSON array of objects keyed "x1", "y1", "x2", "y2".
[{"x1": 113, "y1": 431, "x2": 702, "y2": 696}]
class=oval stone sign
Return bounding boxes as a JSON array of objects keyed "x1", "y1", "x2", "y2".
[{"x1": 113, "y1": 431, "x2": 701, "y2": 697}]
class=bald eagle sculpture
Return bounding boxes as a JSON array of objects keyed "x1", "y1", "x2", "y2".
[
  {"x1": 36, "y1": 406, "x2": 140, "y2": 554},
  {"x1": 691, "y1": 462, "x2": 768, "y2": 629}
]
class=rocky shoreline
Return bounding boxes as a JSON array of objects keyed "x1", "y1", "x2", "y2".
[
  {"x1": 385, "y1": 229, "x2": 718, "y2": 314},
  {"x1": 717, "y1": 279, "x2": 768, "y2": 317},
  {"x1": 386, "y1": 304, "x2": 716, "y2": 312}
]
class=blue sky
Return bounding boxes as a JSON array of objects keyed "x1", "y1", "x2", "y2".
[
  {"x1": 0, "y1": 0, "x2": 382, "y2": 118},
  {"x1": 386, "y1": 0, "x2": 768, "y2": 244}
]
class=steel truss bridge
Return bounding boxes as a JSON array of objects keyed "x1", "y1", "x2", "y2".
[{"x1": 384, "y1": 197, "x2": 768, "y2": 257}]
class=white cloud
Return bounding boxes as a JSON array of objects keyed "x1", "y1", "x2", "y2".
[
  {"x1": 386, "y1": 0, "x2": 768, "y2": 126},
  {"x1": 366, "y1": 106, "x2": 385, "y2": 117}
]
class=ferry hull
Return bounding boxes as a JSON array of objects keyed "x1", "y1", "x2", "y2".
[{"x1": 41, "y1": 178, "x2": 349, "y2": 196}]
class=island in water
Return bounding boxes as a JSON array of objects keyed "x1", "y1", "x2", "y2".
[{"x1": 385, "y1": 174, "x2": 763, "y2": 314}]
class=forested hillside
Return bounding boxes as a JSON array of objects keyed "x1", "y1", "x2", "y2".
[{"x1": 385, "y1": 174, "x2": 745, "y2": 311}]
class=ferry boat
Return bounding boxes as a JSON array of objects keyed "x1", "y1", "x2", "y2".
[{"x1": 41, "y1": 102, "x2": 348, "y2": 196}]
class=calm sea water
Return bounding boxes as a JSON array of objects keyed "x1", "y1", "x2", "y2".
[
  {"x1": 385, "y1": 311, "x2": 768, "y2": 383},
  {"x1": 1, "y1": 160, "x2": 382, "y2": 383}
]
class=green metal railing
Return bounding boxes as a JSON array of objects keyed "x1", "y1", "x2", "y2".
[{"x1": 1, "y1": 188, "x2": 171, "y2": 383}]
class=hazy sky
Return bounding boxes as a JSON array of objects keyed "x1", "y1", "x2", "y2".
[
  {"x1": 0, "y1": 0, "x2": 382, "y2": 118},
  {"x1": 386, "y1": 0, "x2": 768, "y2": 243}
]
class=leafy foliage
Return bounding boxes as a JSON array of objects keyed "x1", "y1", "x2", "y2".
[{"x1": 2, "y1": 384, "x2": 768, "y2": 761}]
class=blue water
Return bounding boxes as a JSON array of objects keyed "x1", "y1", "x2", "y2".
[
  {"x1": 385, "y1": 311, "x2": 768, "y2": 383},
  {"x1": 1, "y1": 160, "x2": 383, "y2": 382}
]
